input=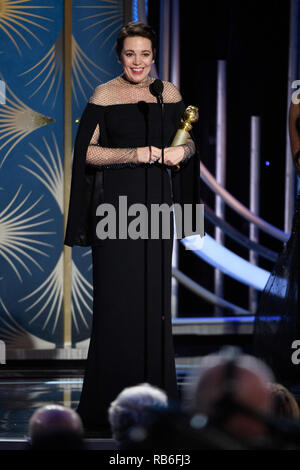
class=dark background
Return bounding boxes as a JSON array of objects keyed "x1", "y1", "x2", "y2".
[{"x1": 148, "y1": 0, "x2": 291, "y2": 316}]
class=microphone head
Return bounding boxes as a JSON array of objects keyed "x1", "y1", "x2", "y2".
[{"x1": 149, "y1": 79, "x2": 164, "y2": 98}]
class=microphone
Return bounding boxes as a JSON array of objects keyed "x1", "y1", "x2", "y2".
[
  {"x1": 149, "y1": 79, "x2": 164, "y2": 103},
  {"x1": 149, "y1": 78, "x2": 166, "y2": 392}
]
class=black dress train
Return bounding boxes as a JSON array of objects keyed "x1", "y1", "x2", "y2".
[
  {"x1": 253, "y1": 195, "x2": 300, "y2": 386},
  {"x1": 64, "y1": 75, "x2": 201, "y2": 430}
]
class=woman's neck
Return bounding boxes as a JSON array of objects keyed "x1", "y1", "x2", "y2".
[{"x1": 119, "y1": 73, "x2": 153, "y2": 88}]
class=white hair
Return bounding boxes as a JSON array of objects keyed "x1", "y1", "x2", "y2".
[{"x1": 108, "y1": 382, "x2": 168, "y2": 441}]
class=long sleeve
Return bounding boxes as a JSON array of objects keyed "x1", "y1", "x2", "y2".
[
  {"x1": 85, "y1": 124, "x2": 195, "y2": 168},
  {"x1": 85, "y1": 123, "x2": 138, "y2": 167},
  {"x1": 181, "y1": 137, "x2": 196, "y2": 163}
]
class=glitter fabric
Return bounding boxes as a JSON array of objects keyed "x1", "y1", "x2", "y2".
[{"x1": 85, "y1": 74, "x2": 195, "y2": 166}]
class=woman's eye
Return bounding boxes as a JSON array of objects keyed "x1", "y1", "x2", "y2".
[{"x1": 125, "y1": 53, "x2": 150, "y2": 57}]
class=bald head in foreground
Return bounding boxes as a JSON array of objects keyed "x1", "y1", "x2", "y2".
[
  {"x1": 183, "y1": 347, "x2": 275, "y2": 442},
  {"x1": 28, "y1": 404, "x2": 84, "y2": 450}
]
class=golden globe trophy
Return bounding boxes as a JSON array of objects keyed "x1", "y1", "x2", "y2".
[{"x1": 171, "y1": 105, "x2": 199, "y2": 170}]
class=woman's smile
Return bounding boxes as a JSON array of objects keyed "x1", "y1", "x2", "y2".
[{"x1": 120, "y1": 36, "x2": 153, "y2": 84}]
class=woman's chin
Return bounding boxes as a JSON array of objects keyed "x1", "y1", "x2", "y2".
[{"x1": 124, "y1": 71, "x2": 148, "y2": 84}]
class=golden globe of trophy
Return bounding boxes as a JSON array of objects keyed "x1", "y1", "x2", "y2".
[{"x1": 171, "y1": 105, "x2": 199, "y2": 170}]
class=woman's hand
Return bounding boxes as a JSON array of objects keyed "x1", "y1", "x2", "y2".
[
  {"x1": 157, "y1": 146, "x2": 185, "y2": 166},
  {"x1": 136, "y1": 146, "x2": 162, "y2": 164}
]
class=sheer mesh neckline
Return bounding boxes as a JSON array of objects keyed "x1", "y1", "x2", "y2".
[
  {"x1": 89, "y1": 74, "x2": 182, "y2": 106},
  {"x1": 116, "y1": 74, "x2": 155, "y2": 88}
]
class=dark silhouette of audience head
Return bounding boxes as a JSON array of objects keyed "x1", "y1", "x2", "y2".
[
  {"x1": 28, "y1": 404, "x2": 85, "y2": 450},
  {"x1": 182, "y1": 347, "x2": 275, "y2": 443},
  {"x1": 269, "y1": 383, "x2": 300, "y2": 421},
  {"x1": 108, "y1": 379, "x2": 246, "y2": 450},
  {"x1": 24, "y1": 352, "x2": 300, "y2": 450},
  {"x1": 108, "y1": 382, "x2": 168, "y2": 446}
]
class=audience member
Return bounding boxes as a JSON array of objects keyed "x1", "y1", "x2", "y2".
[
  {"x1": 182, "y1": 347, "x2": 275, "y2": 444},
  {"x1": 269, "y1": 383, "x2": 300, "y2": 420},
  {"x1": 26, "y1": 354, "x2": 300, "y2": 450},
  {"x1": 108, "y1": 382, "x2": 168, "y2": 448},
  {"x1": 28, "y1": 404, "x2": 85, "y2": 450}
]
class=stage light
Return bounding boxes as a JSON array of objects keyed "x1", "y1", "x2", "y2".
[{"x1": 181, "y1": 234, "x2": 270, "y2": 291}]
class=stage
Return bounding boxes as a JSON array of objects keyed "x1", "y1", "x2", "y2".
[
  {"x1": 0, "y1": 376, "x2": 115, "y2": 450},
  {"x1": 0, "y1": 315, "x2": 287, "y2": 451}
]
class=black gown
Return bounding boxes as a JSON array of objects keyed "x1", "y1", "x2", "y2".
[
  {"x1": 253, "y1": 104, "x2": 300, "y2": 387},
  {"x1": 64, "y1": 75, "x2": 201, "y2": 430},
  {"x1": 253, "y1": 195, "x2": 300, "y2": 386}
]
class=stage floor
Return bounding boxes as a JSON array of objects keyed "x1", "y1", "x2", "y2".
[
  {"x1": 1, "y1": 375, "x2": 300, "y2": 450},
  {"x1": 0, "y1": 377, "x2": 82, "y2": 439},
  {"x1": 0, "y1": 376, "x2": 120, "y2": 450},
  {"x1": 0, "y1": 315, "x2": 298, "y2": 450},
  {"x1": 0, "y1": 366, "x2": 194, "y2": 450}
]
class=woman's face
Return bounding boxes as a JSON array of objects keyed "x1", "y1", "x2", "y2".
[{"x1": 120, "y1": 36, "x2": 153, "y2": 83}]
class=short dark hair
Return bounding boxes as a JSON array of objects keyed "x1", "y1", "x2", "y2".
[{"x1": 116, "y1": 21, "x2": 157, "y2": 60}]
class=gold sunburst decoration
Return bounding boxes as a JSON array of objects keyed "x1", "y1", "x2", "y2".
[
  {"x1": 76, "y1": 0, "x2": 123, "y2": 52},
  {"x1": 0, "y1": 297, "x2": 55, "y2": 348},
  {"x1": 0, "y1": 296, "x2": 31, "y2": 347},
  {"x1": 82, "y1": 247, "x2": 92, "y2": 271},
  {"x1": 19, "y1": 132, "x2": 63, "y2": 212},
  {"x1": 18, "y1": 255, "x2": 93, "y2": 335},
  {"x1": 72, "y1": 260, "x2": 93, "y2": 334},
  {"x1": 0, "y1": 184, "x2": 55, "y2": 283},
  {"x1": 19, "y1": 32, "x2": 111, "y2": 107},
  {"x1": 19, "y1": 31, "x2": 63, "y2": 108},
  {"x1": 0, "y1": 0, "x2": 53, "y2": 56},
  {"x1": 72, "y1": 34, "x2": 111, "y2": 105},
  {"x1": 19, "y1": 253, "x2": 63, "y2": 334},
  {"x1": 0, "y1": 79, "x2": 54, "y2": 168}
]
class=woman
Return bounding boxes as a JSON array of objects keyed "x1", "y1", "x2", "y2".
[
  {"x1": 64, "y1": 22, "x2": 201, "y2": 432},
  {"x1": 253, "y1": 100, "x2": 300, "y2": 386}
]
